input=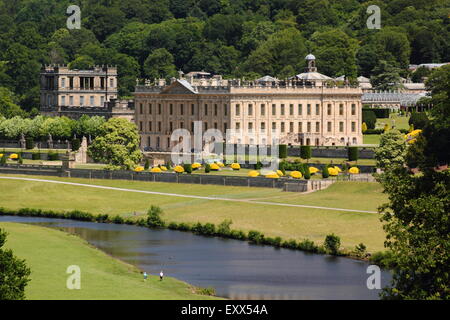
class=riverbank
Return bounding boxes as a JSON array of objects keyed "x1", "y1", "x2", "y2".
[
  {"x1": 0, "y1": 174, "x2": 387, "y2": 252},
  {"x1": 0, "y1": 222, "x2": 220, "y2": 300}
]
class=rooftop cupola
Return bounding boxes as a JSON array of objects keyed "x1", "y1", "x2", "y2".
[{"x1": 305, "y1": 54, "x2": 317, "y2": 72}]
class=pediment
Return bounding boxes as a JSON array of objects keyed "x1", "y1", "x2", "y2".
[{"x1": 160, "y1": 80, "x2": 197, "y2": 95}]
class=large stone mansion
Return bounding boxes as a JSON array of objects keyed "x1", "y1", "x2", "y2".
[
  {"x1": 134, "y1": 54, "x2": 363, "y2": 151},
  {"x1": 40, "y1": 65, "x2": 134, "y2": 121}
]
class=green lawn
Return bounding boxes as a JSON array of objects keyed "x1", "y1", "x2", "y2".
[
  {"x1": 0, "y1": 174, "x2": 388, "y2": 252},
  {"x1": 376, "y1": 114, "x2": 410, "y2": 130},
  {"x1": 363, "y1": 114, "x2": 410, "y2": 146},
  {"x1": 363, "y1": 134, "x2": 381, "y2": 145},
  {"x1": 0, "y1": 222, "x2": 218, "y2": 300},
  {"x1": 0, "y1": 148, "x2": 68, "y2": 153}
]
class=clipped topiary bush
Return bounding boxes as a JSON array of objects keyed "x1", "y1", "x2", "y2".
[
  {"x1": 348, "y1": 147, "x2": 359, "y2": 161},
  {"x1": 32, "y1": 152, "x2": 41, "y2": 160},
  {"x1": 183, "y1": 163, "x2": 192, "y2": 174},
  {"x1": 300, "y1": 145, "x2": 311, "y2": 160},
  {"x1": 205, "y1": 163, "x2": 211, "y2": 173},
  {"x1": 278, "y1": 144, "x2": 287, "y2": 159},
  {"x1": 322, "y1": 165, "x2": 329, "y2": 178},
  {"x1": 144, "y1": 159, "x2": 150, "y2": 170}
]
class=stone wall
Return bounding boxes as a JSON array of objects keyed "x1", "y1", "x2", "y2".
[{"x1": 0, "y1": 165, "x2": 339, "y2": 193}]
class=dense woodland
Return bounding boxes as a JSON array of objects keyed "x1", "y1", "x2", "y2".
[{"x1": 0, "y1": 0, "x2": 449, "y2": 114}]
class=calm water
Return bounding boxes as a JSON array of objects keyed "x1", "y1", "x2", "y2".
[{"x1": 0, "y1": 216, "x2": 391, "y2": 300}]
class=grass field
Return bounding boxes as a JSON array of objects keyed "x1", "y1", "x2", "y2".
[
  {"x1": 363, "y1": 134, "x2": 381, "y2": 145},
  {"x1": 363, "y1": 114, "x2": 410, "y2": 145},
  {"x1": 0, "y1": 222, "x2": 218, "y2": 300},
  {"x1": 0, "y1": 174, "x2": 388, "y2": 252},
  {"x1": 376, "y1": 114, "x2": 410, "y2": 130}
]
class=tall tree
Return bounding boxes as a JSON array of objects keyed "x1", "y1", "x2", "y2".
[
  {"x1": 378, "y1": 65, "x2": 450, "y2": 300},
  {"x1": 143, "y1": 48, "x2": 177, "y2": 80},
  {"x1": 0, "y1": 228, "x2": 31, "y2": 300},
  {"x1": 88, "y1": 118, "x2": 142, "y2": 170}
]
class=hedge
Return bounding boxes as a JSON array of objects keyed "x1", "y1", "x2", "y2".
[
  {"x1": 363, "y1": 108, "x2": 390, "y2": 119},
  {"x1": 362, "y1": 109, "x2": 376, "y2": 129},
  {"x1": 300, "y1": 145, "x2": 311, "y2": 160}
]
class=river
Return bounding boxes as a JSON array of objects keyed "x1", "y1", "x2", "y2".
[{"x1": 0, "y1": 216, "x2": 391, "y2": 300}]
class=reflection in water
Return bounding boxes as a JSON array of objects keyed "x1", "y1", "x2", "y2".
[{"x1": 1, "y1": 216, "x2": 391, "y2": 300}]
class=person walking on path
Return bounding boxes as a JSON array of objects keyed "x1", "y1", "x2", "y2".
[
  {"x1": 159, "y1": 270, "x2": 164, "y2": 281},
  {"x1": 143, "y1": 272, "x2": 148, "y2": 282}
]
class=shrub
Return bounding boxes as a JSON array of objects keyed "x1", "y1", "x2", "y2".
[
  {"x1": 300, "y1": 145, "x2": 311, "y2": 160},
  {"x1": 95, "y1": 214, "x2": 109, "y2": 223},
  {"x1": 229, "y1": 230, "x2": 245, "y2": 240},
  {"x1": 65, "y1": 210, "x2": 95, "y2": 221},
  {"x1": 282, "y1": 239, "x2": 298, "y2": 250},
  {"x1": 147, "y1": 205, "x2": 165, "y2": 228},
  {"x1": 348, "y1": 147, "x2": 359, "y2": 161},
  {"x1": 183, "y1": 163, "x2": 192, "y2": 174},
  {"x1": 112, "y1": 215, "x2": 125, "y2": 224},
  {"x1": 322, "y1": 166, "x2": 329, "y2": 178},
  {"x1": 195, "y1": 287, "x2": 216, "y2": 296},
  {"x1": 298, "y1": 239, "x2": 319, "y2": 252},
  {"x1": 144, "y1": 159, "x2": 150, "y2": 170},
  {"x1": 278, "y1": 162, "x2": 286, "y2": 175},
  {"x1": 174, "y1": 165, "x2": 184, "y2": 173},
  {"x1": 354, "y1": 243, "x2": 367, "y2": 258},
  {"x1": 168, "y1": 222, "x2": 178, "y2": 229},
  {"x1": 176, "y1": 222, "x2": 191, "y2": 231},
  {"x1": 364, "y1": 129, "x2": 384, "y2": 135},
  {"x1": 363, "y1": 108, "x2": 389, "y2": 119},
  {"x1": 47, "y1": 151, "x2": 59, "y2": 161},
  {"x1": 409, "y1": 112, "x2": 429, "y2": 129},
  {"x1": 278, "y1": 144, "x2": 287, "y2": 159},
  {"x1": 217, "y1": 219, "x2": 232, "y2": 235},
  {"x1": 31, "y1": 152, "x2": 41, "y2": 160},
  {"x1": 254, "y1": 161, "x2": 262, "y2": 170},
  {"x1": 362, "y1": 122, "x2": 368, "y2": 133},
  {"x1": 0, "y1": 154, "x2": 6, "y2": 165},
  {"x1": 205, "y1": 163, "x2": 211, "y2": 173},
  {"x1": 71, "y1": 138, "x2": 81, "y2": 152},
  {"x1": 369, "y1": 250, "x2": 397, "y2": 269},
  {"x1": 25, "y1": 137, "x2": 34, "y2": 149},
  {"x1": 362, "y1": 109, "x2": 376, "y2": 129},
  {"x1": 303, "y1": 164, "x2": 311, "y2": 180},
  {"x1": 18, "y1": 153, "x2": 23, "y2": 164},
  {"x1": 248, "y1": 230, "x2": 264, "y2": 244},
  {"x1": 324, "y1": 234, "x2": 341, "y2": 255}
]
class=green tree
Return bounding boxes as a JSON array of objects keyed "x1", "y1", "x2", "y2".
[
  {"x1": 0, "y1": 228, "x2": 31, "y2": 300},
  {"x1": 378, "y1": 65, "x2": 450, "y2": 299},
  {"x1": 147, "y1": 205, "x2": 165, "y2": 228},
  {"x1": 324, "y1": 233, "x2": 341, "y2": 255},
  {"x1": 309, "y1": 29, "x2": 359, "y2": 78},
  {"x1": 0, "y1": 87, "x2": 25, "y2": 118},
  {"x1": 371, "y1": 60, "x2": 403, "y2": 91},
  {"x1": 362, "y1": 109, "x2": 377, "y2": 130},
  {"x1": 241, "y1": 28, "x2": 307, "y2": 78},
  {"x1": 143, "y1": 48, "x2": 177, "y2": 80},
  {"x1": 88, "y1": 118, "x2": 142, "y2": 170},
  {"x1": 408, "y1": 112, "x2": 429, "y2": 130},
  {"x1": 68, "y1": 55, "x2": 95, "y2": 70},
  {"x1": 374, "y1": 129, "x2": 407, "y2": 170}
]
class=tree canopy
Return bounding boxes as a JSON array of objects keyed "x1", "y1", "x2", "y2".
[{"x1": 0, "y1": 0, "x2": 448, "y2": 112}]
